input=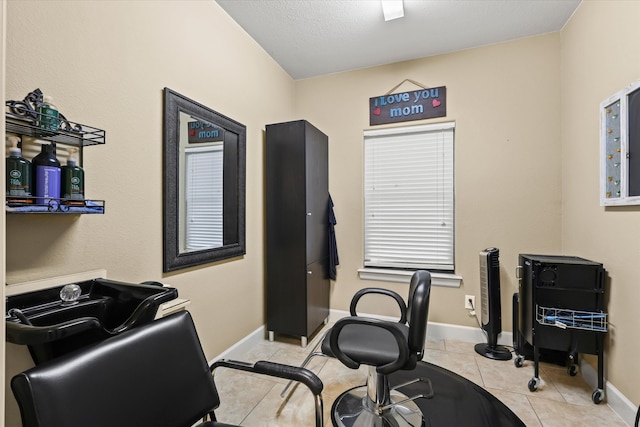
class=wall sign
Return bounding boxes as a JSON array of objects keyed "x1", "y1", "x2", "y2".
[
  {"x1": 188, "y1": 120, "x2": 225, "y2": 144},
  {"x1": 369, "y1": 86, "x2": 446, "y2": 126}
]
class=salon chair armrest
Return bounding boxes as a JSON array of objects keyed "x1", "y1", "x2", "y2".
[
  {"x1": 329, "y1": 316, "x2": 409, "y2": 375},
  {"x1": 210, "y1": 359, "x2": 323, "y2": 396},
  {"x1": 210, "y1": 359, "x2": 324, "y2": 427},
  {"x1": 349, "y1": 287, "x2": 407, "y2": 323}
]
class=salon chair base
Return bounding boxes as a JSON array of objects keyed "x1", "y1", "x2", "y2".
[{"x1": 331, "y1": 386, "x2": 424, "y2": 427}]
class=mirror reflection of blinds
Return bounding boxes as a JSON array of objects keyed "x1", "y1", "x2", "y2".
[
  {"x1": 364, "y1": 122, "x2": 454, "y2": 271},
  {"x1": 184, "y1": 145, "x2": 223, "y2": 250}
]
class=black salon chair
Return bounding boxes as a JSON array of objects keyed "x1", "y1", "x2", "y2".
[
  {"x1": 284, "y1": 270, "x2": 432, "y2": 426},
  {"x1": 11, "y1": 310, "x2": 324, "y2": 427}
]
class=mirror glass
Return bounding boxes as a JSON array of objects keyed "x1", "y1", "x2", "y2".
[{"x1": 163, "y1": 88, "x2": 246, "y2": 272}]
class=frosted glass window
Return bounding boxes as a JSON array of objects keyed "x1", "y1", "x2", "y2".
[{"x1": 364, "y1": 122, "x2": 455, "y2": 271}]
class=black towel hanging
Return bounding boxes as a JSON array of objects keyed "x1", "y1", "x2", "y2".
[{"x1": 329, "y1": 194, "x2": 339, "y2": 280}]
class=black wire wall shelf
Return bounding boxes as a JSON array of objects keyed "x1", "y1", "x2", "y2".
[
  {"x1": 5, "y1": 89, "x2": 107, "y2": 215},
  {"x1": 5, "y1": 88, "x2": 105, "y2": 147},
  {"x1": 5, "y1": 197, "x2": 105, "y2": 214},
  {"x1": 5, "y1": 112, "x2": 105, "y2": 148}
]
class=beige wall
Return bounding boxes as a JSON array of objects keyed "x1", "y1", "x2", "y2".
[
  {"x1": 4, "y1": 1, "x2": 293, "y2": 424},
  {"x1": 560, "y1": 0, "x2": 640, "y2": 407},
  {"x1": 295, "y1": 33, "x2": 563, "y2": 328}
]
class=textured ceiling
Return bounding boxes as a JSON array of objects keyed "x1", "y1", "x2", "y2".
[{"x1": 215, "y1": 0, "x2": 581, "y2": 80}]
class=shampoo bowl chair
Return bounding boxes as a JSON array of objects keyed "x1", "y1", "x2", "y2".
[
  {"x1": 285, "y1": 270, "x2": 433, "y2": 427},
  {"x1": 11, "y1": 310, "x2": 324, "y2": 427}
]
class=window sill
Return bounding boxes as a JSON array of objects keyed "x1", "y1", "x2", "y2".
[{"x1": 357, "y1": 268, "x2": 462, "y2": 288}]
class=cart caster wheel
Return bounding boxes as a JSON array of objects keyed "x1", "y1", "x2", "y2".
[
  {"x1": 514, "y1": 355, "x2": 524, "y2": 368},
  {"x1": 528, "y1": 377, "x2": 539, "y2": 392},
  {"x1": 568, "y1": 364, "x2": 578, "y2": 376},
  {"x1": 592, "y1": 389, "x2": 604, "y2": 404}
]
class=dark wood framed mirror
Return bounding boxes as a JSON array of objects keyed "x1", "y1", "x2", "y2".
[{"x1": 163, "y1": 88, "x2": 246, "y2": 272}]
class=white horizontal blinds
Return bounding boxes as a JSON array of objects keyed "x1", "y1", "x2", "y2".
[
  {"x1": 184, "y1": 145, "x2": 224, "y2": 251},
  {"x1": 364, "y1": 122, "x2": 454, "y2": 271}
]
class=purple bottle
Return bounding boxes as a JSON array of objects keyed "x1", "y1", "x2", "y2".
[{"x1": 32, "y1": 144, "x2": 61, "y2": 206}]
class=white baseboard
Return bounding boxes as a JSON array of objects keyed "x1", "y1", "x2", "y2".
[
  {"x1": 211, "y1": 324, "x2": 267, "y2": 362},
  {"x1": 329, "y1": 308, "x2": 514, "y2": 347},
  {"x1": 211, "y1": 309, "x2": 635, "y2": 426},
  {"x1": 212, "y1": 309, "x2": 513, "y2": 363},
  {"x1": 580, "y1": 359, "x2": 637, "y2": 426},
  {"x1": 427, "y1": 320, "x2": 513, "y2": 347}
]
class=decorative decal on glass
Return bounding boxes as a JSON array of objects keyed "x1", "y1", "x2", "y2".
[
  {"x1": 604, "y1": 101, "x2": 621, "y2": 199},
  {"x1": 600, "y1": 80, "x2": 640, "y2": 206}
]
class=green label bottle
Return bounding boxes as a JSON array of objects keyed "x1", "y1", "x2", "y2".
[
  {"x1": 37, "y1": 95, "x2": 59, "y2": 136},
  {"x1": 62, "y1": 148, "x2": 84, "y2": 202},
  {"x1": 5, "y1": 135, "x2": 32, "y2": 204}
]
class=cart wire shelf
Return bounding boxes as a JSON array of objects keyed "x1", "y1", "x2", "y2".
[{"x1": 536, "y1": 305, "x2": 607, "y2": 333}]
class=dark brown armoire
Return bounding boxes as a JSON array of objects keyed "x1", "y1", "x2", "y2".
[{"x1": 265, "y1": 120, "x2": 330, "y2": 347}]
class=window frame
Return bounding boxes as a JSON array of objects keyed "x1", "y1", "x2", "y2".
[
  {"x1": 600, "y1": 80, "x2": 640, "y2": 206},
  {"x1": 362, "y1": 121, "x2": 456, "y2": 276}
]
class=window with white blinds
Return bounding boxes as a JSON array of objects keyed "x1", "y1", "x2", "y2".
[
  {"x1": 364, "y1": 122, "x2": 455, "y2": 271},
  {"x1": 184, "y1": 144, "x2": 223, "y2": 251}
]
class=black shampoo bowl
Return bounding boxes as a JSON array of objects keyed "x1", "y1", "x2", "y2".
[{"x1": 6, "y1": 278, "x2": 178, "y2": 364}]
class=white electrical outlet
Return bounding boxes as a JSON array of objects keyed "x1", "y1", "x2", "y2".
[{"x1": 464, "y1": 295, "x2": 475, "y2": 310}]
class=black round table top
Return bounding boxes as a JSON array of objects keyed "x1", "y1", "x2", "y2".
[{"x1": 388, "y1": 361, "x2": 525, "y2": 427}]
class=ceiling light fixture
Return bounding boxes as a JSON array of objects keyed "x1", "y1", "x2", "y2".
[{"x1": 381, "y1": 0, "x2": 404, "y2": 21}]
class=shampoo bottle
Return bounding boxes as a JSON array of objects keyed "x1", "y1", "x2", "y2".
[
  {"x1": 62, "y1": 148, "x2": 84, "y2": 202},
  {"x1": 37, "y1": 95, "x2": 59, "y2": 136},
  {"x1": 6, "y1": 135, "x2": 32, "y2": 204},
  {"x1": 32, "y1": 143, "x2": 61, "y2": 205}
]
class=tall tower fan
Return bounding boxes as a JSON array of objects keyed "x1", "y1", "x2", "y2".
[{"x1": 474, "y1": 247, "x2": 512, "y2": 360}]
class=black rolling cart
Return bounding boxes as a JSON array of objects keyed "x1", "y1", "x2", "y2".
[{"x1": 514, "y1": 254, "x2": 607, "y2": 404}]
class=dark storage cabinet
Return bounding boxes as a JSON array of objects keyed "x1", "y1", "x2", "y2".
[
  {"x1": 265, "y1": 120, "x2": 330, "y2": 347},
  {"x1": 515, "y1": 254, "x2": 607, "y2": 404}
]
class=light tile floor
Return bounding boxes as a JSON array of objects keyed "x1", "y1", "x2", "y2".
[{"x1": 212, "y1": 322, "x2": 628, "y2": 426}]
